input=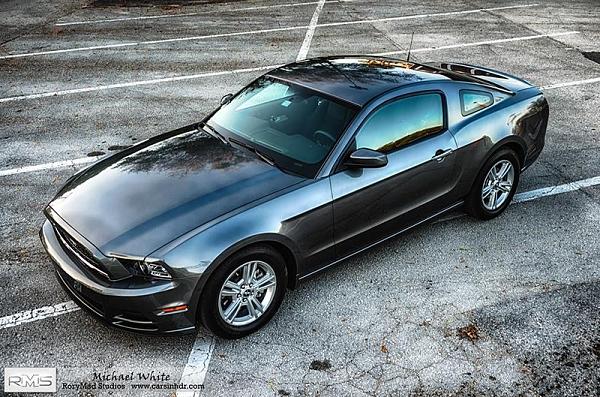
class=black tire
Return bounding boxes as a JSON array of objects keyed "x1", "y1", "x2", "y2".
[
  {"x1": 465, "y1": 148, "x2": 520, "y2": 220},
  {"x1": 198, "y1": 245, "x2": 287, "y2": 339}
]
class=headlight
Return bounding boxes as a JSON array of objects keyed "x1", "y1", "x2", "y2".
[
  {"x1": 136, "y1": 261, "x2": 172, "y2": 279},
  {"x1": 116, "y1": 256, "x2": 173, "y2": 280}
]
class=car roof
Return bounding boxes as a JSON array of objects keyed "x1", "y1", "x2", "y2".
[{"x1": 266, "y1": 56, "x2": 479, "y2": 107}]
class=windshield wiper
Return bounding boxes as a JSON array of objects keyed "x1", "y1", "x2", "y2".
[
  {"x1": 229, "y1": 137, "x2": 277, "y2": 167},
  {"x1": 198, "y1": 121, "x2": 229, "y2": 145}
]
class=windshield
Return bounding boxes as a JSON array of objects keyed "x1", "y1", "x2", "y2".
[{"x1": 207, "y1": 76, "x2": 358, "y2": 178}]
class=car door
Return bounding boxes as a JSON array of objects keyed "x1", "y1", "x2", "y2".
[{"x1": 330, "y1": 91, "x2": 460, "y2": 259}]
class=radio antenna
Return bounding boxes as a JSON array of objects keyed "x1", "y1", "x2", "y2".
[{"x1": 406, "y1": 32, "x2": 414, "y2": 62}]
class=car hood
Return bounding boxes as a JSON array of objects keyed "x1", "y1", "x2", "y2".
[{"x1": 49, "y1": 127, "x2": 304, "y2": 256}]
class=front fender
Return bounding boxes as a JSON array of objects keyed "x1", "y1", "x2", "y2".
[
  {"x1": 159, "y1": 219, "x2": 302, "y2": 319},
  {"x1": 191, "y1": 232, "x2": 301, "y2": 310},
  {"x1": 155, "y1": 176, "x2": 334, "y2": 314}
]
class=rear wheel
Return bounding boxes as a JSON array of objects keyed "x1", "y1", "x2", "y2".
[
  {"x1": 465, "y1": 149, "x2": 520, "y2": 220},
  {"x1": 198, "y1": 245, "x2": 287, "y2": 339}
]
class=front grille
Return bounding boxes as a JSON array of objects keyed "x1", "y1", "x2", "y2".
[
  {"x1": 53, "y1": 223, "x2": 109, "y2": 279},
  {"x1": 56, "y1": 267, "x2": 105, "y2": 317}
]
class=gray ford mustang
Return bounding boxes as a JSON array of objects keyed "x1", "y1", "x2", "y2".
[{"x1": 40, "y1": 56, "x2": 548, "y2": 338}]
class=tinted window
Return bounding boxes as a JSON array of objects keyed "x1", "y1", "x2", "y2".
[
  {"x1": 208, "y1": 77, "x2": 357, "y2": 178},
  {"x1": 460, "y1": 90, "x2": 493, "y2": 115},
  {"x1": 236, "y1": 81, "x2": 291, "y2": 110},
  {"x1": 355, "y1": 93, "x2": 444, "y2": 153}
]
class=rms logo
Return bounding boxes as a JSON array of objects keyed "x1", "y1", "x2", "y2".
[{"x1": 4, "y1": 368, "x2": 57, "y2": 393}]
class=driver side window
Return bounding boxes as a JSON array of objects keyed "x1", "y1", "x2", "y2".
[{"x1": 355, "y1": 93, "x2": 444, "y2": 153}]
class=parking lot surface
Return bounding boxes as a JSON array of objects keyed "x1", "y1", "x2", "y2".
[{"x1": 1, "y1": 0, "x2": 599, "y2": 395}]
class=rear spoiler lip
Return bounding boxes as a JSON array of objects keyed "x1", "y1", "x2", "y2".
[{"x1": 427, "y1": 62, "x2": 534, "y2": 95}]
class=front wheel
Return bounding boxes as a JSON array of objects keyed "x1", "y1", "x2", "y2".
[
  {"x1": 198, "y1": 245, "x2": 287, "y2": 339},
  {"x1": 465, "y1": 149, "x2": 520, "y2": 220}
]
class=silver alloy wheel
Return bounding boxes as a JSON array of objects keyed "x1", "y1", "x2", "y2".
[
  {"x1": 481, "y1": 159, "x2": 515, "y2": 211},
  {"x1": 218, "y1": 260, "x2": 277, "y2": 326}
]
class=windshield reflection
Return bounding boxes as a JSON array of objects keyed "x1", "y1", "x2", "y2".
[{"x1": 207, "y1": 76, "x2": 358, "y2": 178}]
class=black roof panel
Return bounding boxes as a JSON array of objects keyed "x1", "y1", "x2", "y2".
[{"x1": 267, "y1": 56, "x2": 455, "y2": 107}]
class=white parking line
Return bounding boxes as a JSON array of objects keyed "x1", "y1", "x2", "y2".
[
  {"x1": 316, "y1": 3, "x2": 538, "y2": 28},
  {"x1": 0, "y1": 156, "x2": 100, "y2": 177},
  {"x1": 56, "y1": 12, "x2": 201, "y2": 26},
  {"x1": 0, "y1": 64, "x2": 281, "y2": 104},
  {"x1": 513, "y1": 175, "x2": 600, "y2": 203},
  {"x1": 0, "y1": 301, "x2": 80, "y2": 330},
  {"x1": 297, "y1": 0, "x2": 327, "y2": 61},
  {"x1": 177, "y1": 334, "x2": 216, "y2": 397},
  {"x1": 55, "y1": 1, "x2": 353, "y2": 26},
  {"x1": 373, "y1": 31, "x2": 579, "y2": 56},
  {"x1": 0, "y1": 31, "x2": 577, "y2": 104},
  {"x1": 0, "y1": 4, "x2": 538, "y2": 60},
  {"x1": 541, "y1": 77, "x2": 600, "y2": 90},
  {"x1": 0, "y1": 27, "x2": 300, "y2": 60}
]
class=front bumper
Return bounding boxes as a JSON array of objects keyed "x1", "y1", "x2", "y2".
[{"x1": 40, "y1": 220, "x2": 198, "y2": 334}]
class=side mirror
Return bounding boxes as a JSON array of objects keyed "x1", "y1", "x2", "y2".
[
  {"x1": 220, "y1": 93, "x2": 234, "y2": 106},
  {"x1": 344, "y1": 148, "x2": 388, "y2": 168}
]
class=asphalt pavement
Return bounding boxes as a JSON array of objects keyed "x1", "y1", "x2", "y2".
[{"x1": 1, "y1": 0, "x2": 599, "y2": 396}]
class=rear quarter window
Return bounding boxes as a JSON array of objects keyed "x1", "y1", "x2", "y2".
[{"x1": 460, "y1": 90, "x2": 494, "y2": 116}]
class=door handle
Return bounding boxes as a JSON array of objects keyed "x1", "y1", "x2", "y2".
[{"x1": 432, "y1": 149, "x2": 454, "y2": 162}]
